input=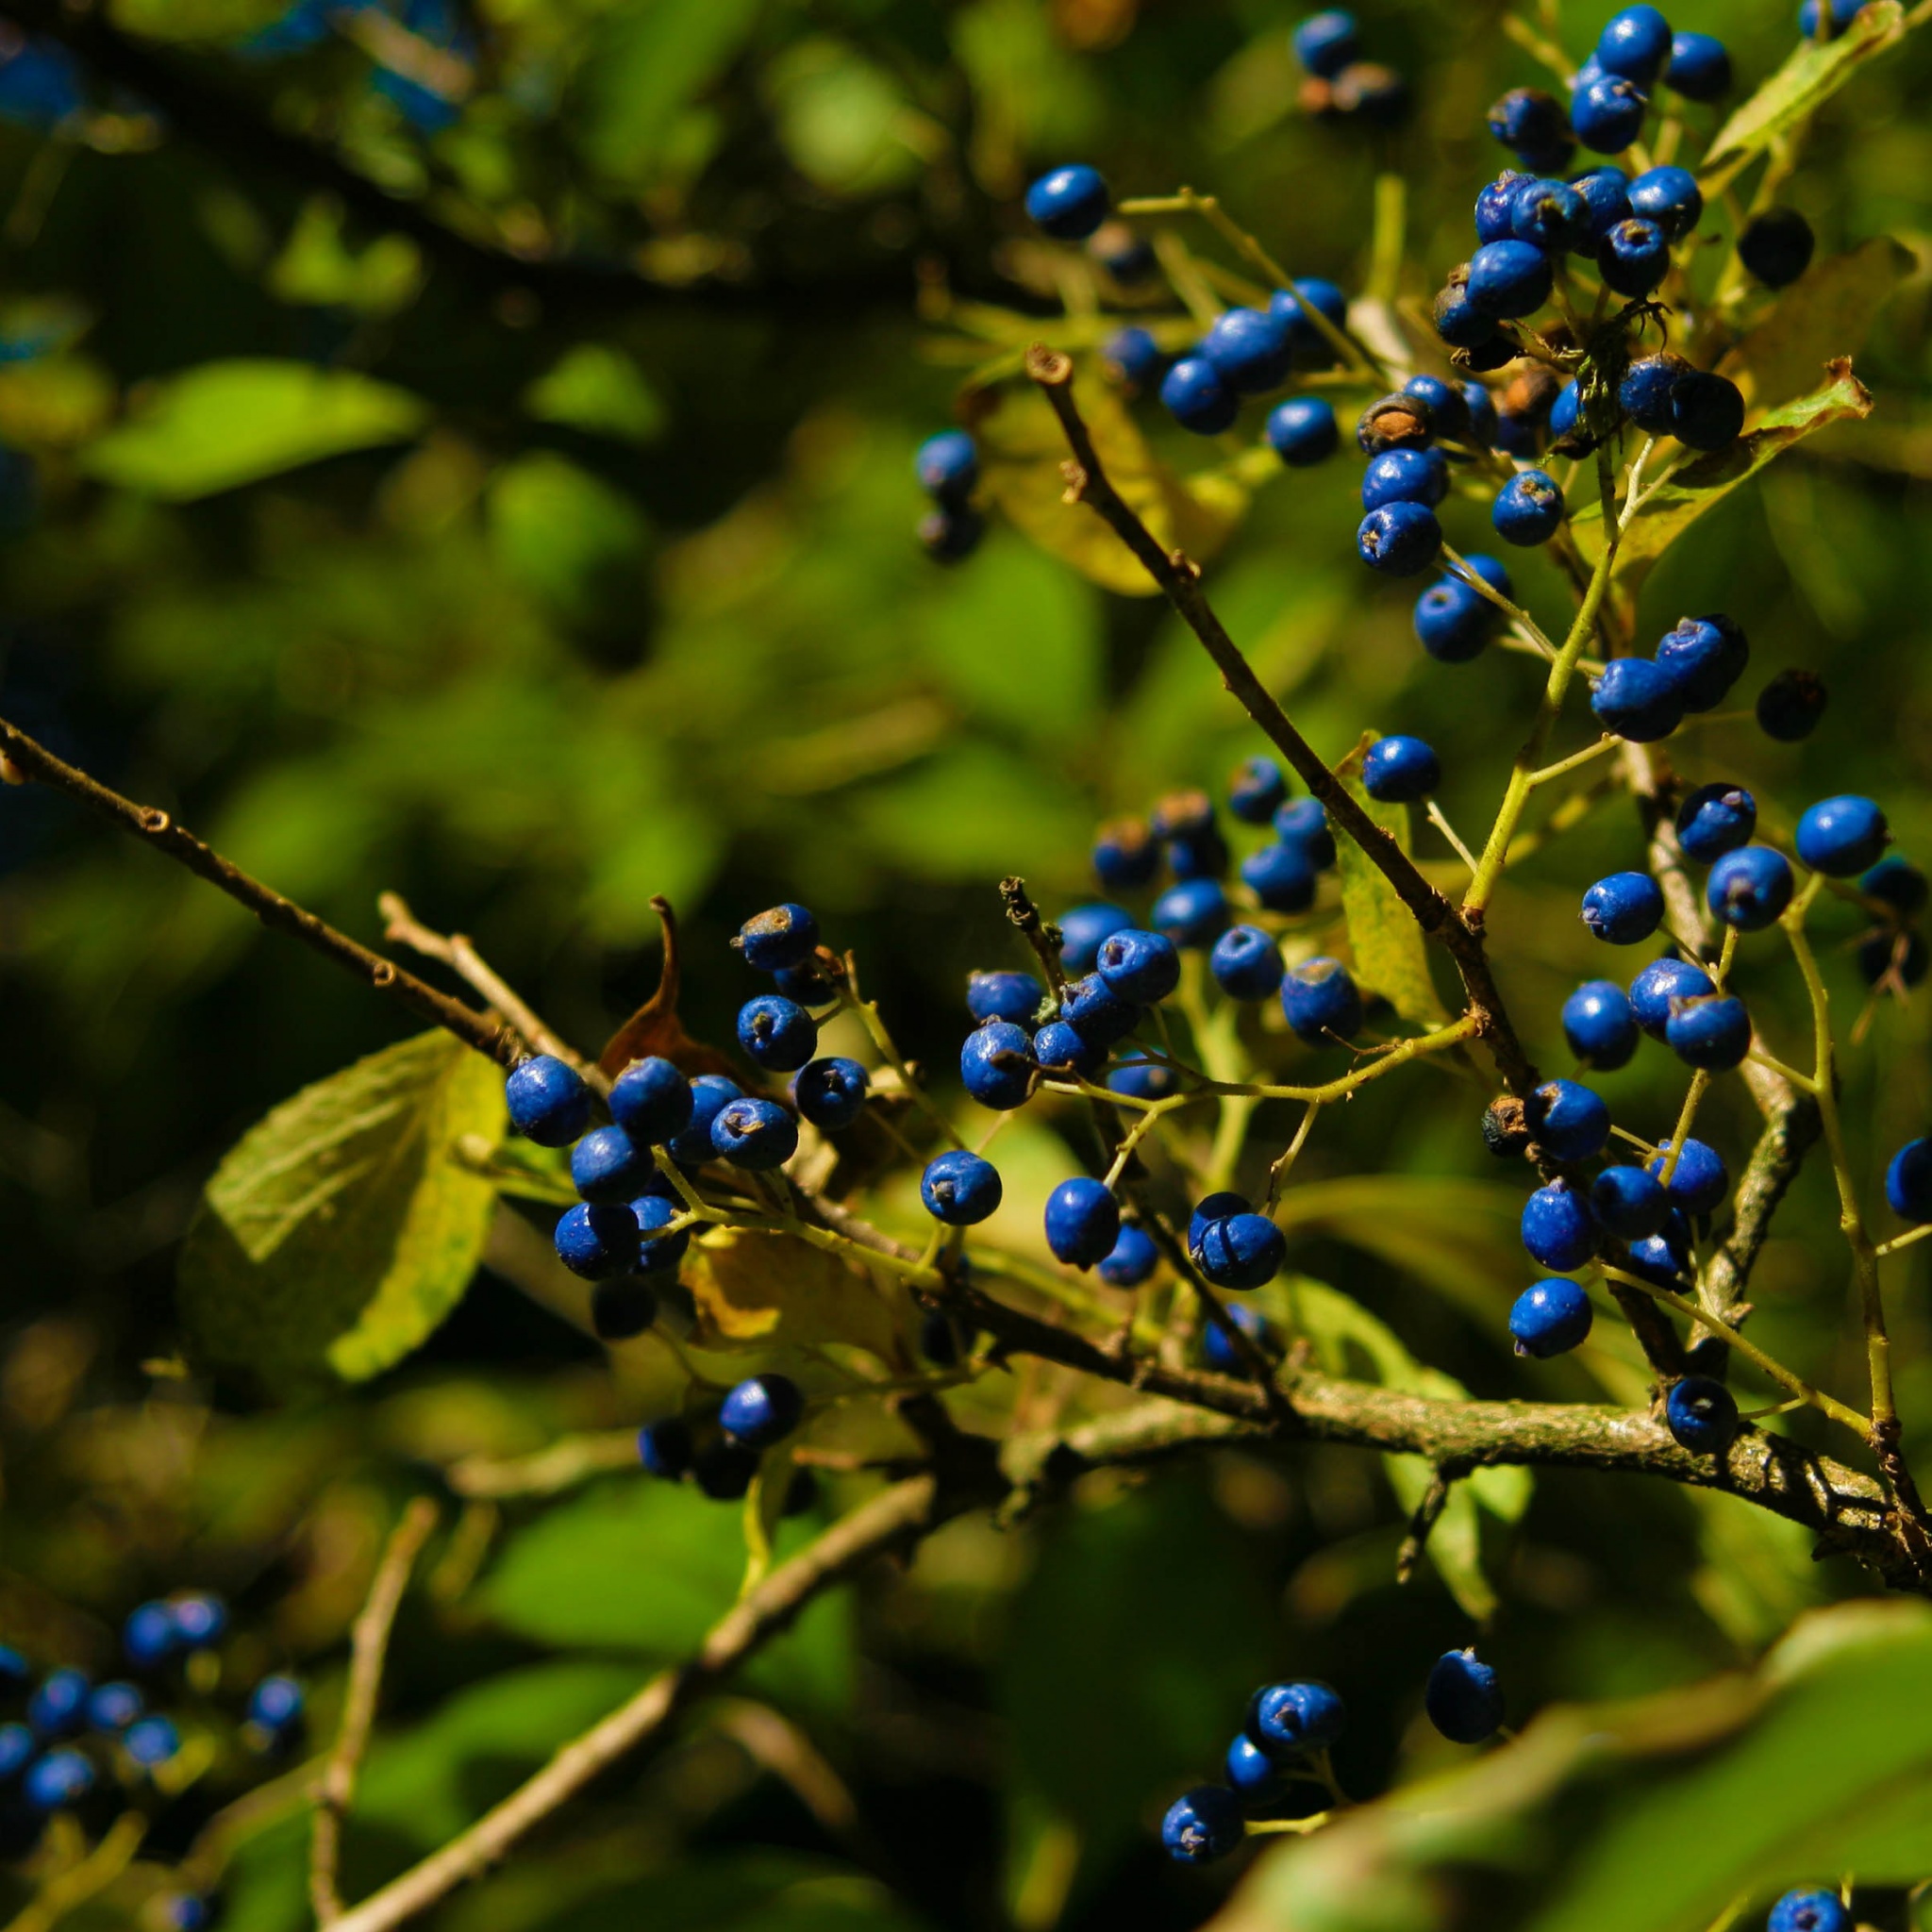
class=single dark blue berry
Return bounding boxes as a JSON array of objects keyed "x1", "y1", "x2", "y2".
[
  {"x1": 1165, "y1": 824, "x2": 1230, "y2": 881},
  {"x1": 1265, "y1": 396, "x2": 1338, "y2": 466},
  {"x1": 1102, "y1": 325, "x2": 1166, "y2": 390},
  {"x1": 1670, "y1": 371, "x2": 1745, "y2": 451},
  {"x1": 1648, "y1": 1139, "x2": 1729, "y2": 1216},
  {"x1": 1757, "y1": 669, "x2": 1828, "y2": 741},
  {"x1": 1229, "y1": 756, "x2": 1290, "y2": 825},
  {"x1": 1627, "y1": 162, "x2": 1703, "y2": 237},
  {"x1": 1886, "y1": 1138, "x2": 1932, "y2": 1223},
  {"x1": 919, "y1": 1149, "x2": 1001, "y2": 1225},
  {"x1": 639, "y1": 1416, "x2": 695, "y2": 1479},
  {"x1": 1592, "y1": 1163, "x2": 1671, "y2": 1238},
  {"x1": 1044, "y1": 1177, "x2": 1121, "y2": 1268},
  {"x1": 124, "y1": 1602, "x2": 176, "y2": 1666},
  {"x1": 1224, "y1": 1732, "x2": 1288, "y2": 1807},
  {"x1": 1462, "y1": 380, "x2": 1502, "y2": 445},
  {"x1": 1090, "y1": 929, "x2": 1175, "y2": 1006},
  {"x1": 1674, "y1": 783, "x2": 1756, "y2": 863},
  {"x1": 1203, "y1": 1302, "x2": 1272, "y2": 1372},
  {"x1": 1089, "y1": 221, "x2": 1156, "y2": 284},
  {"x1": 1591, "y1": 658, "x2": 1684, "y2": 741},
  {"x1": 693, "y1": 1441, "x2": 761, "y2": 1501},
  {"x1": 1492, "y1": 469, "x2": 1563, "y2": 546},
  {"x1": 1665, "y1": 1374, "x2": 1738, "y2": 1452},
  {"x1": 1568, "y1": 164, "x2": 1631, "y2": 244},
  {"x1": 1665, "y1": 30, "x2": 1731, "y2": 99},
  {"x1": 609, "y1": 1056, "x2": 693, "y2": 1146},
  {"x1": 1796, "y1": 795, "x2": 1889, "y2": 876},
  {"x1": 1798, "y1": 0, "x2": 1866, "y2": 40},
  {"x1": 505, "y1": 1056, "x2": 591, "y2": 1147},
  {"x1": 1510, "y1": 176, "x2": 1590, "y2": 252},
  {"x1": 1058, "y1": 903, "x2": 1133, "y2": 976},
  {"x1": 1361, "y1": 447, "x2": 1450, "y2": 512},
  {"x1": 1403, "y1": 375, "x2": 1469, "y2": 442},
  {"x1": 1362, "y1": 734, "x2": 1440, "y2": 803},
  {"x1": 1707, "y1": 846, "x2": 1794, "y2": 930},
  {"x1": 1189, "y1": 1191, "x2": 1249, "y2": 1255},
  {"x1": 172, "y1": 1593, "x2": 226, "y2": 1647},
  {"x1": 1475, "y1": 170, "x2": 1527, "y2": 242},
  {"x1": 737, "y1": 994, "x2": 817, "y2": 1073},
  {"x1": 1666, "y1": 992, "x2": 1753, "y2": 1070},
  {"x1": 1270, "y1": 278, "x2": 1349, "y2": 358},
  {"x1": 1033, "y1": 1019, "x2": 1104, "y2": 1077},
  {"x1": 0, "y1": 1648, "x2": 25, "y2": 1690},
  {"x1": 1293, "y1": 8, "x2": 1360, "y2": 76},
  {"x1": 248, "y1": 1674, "x2": 304, "y2": 1732},
  {"x1": 1863, "y1": 856, "x2": 1928, "y2": 915},
  {"x1": 1415, "y1": 556, "x2": 1511, "y2": 661},
  {"x1": 1024, "y1": 164, "x2": 1110, "y2": 240},
  {"x1": 1161, "y1": 356, "x2": 1240, "y2": 435},
  {"x1": 1098, "y1": 1221, "x2": 1159, "y2": 1288},
  {"x1": 1657, "y1": 613, "x2": 1748, "y2": 711},
  {"x1": 1241, "y1": 841, "x2": 1317, "y2": 912},
  {"x1": 1359, "y1": 501, "x2": 1442, "y2": 575},
  {"x1": 1245, "y1": 1679, "x2": 1346, "y2": 1752},
  {"x1": 121, "y1": 1716, "x2": 178, "y2": 1764},
  {"x1": 914, "y1": 430, "x2": 977, "y2": 506},
  {"x1": 1572, "y1": 71, "x2": 1647, "y2": 152},
  {"x1": 571, "y1": 1124, "x2": 652, "y2": 1204},
  {"x1": 27, "y1": 1670, "x2": 88, "y2": 1739},
  {"x1": 1425, "y1": 1649, "x2": 1503, "y2": 1742},
  {"x1": 1597, "y1": 5, "x2": 1672, "y2": 81},
  {"x1": 1597, "y1": 214, "x2": 1671, "y2": 293},
  {"x1": 1522, "y1": 1179, "x2": 1600, "y2": 1271},
  {"x1": 1509, "y1": 1276, "x2": 1594, "y2": 1357},
  {"x1": 1210, "y1": 925, "x2": 1286, "y2": 1001},
  {"x1": 1056, "y1": 975, "x2": 1137, "y2": 1050},
  {"x1": 1627, "y1": 1210, "x2": 1694, "y2": 1287},
  {"x1": 1740, "y1": 207, "x2": 1814, "y2": 288},
  {"x1": 1493, "y1": 404, "x2": 1546, "y2": 459},
  {"x1": 1434, "y1": 277, "x2": 1505, "y2": 352},
  {"x1": 1548, "y1": 379, "x2": 1580, "y2": 441},
  {"x1": 1274, "y1": 798, "x2": 1337, "y2": 868},
  {"x1": 669, "y1": 1074, "x2": 744, "y2": 1165},
  {"x1": 631, "y1": 1192, "x2": 690, "y2": 1270},
  {"x1": 736, "y1": 903, "x2": 818, "y2": 973},
  {"x1": 1203, "y1": 307, "x2": 1292, "y2": 394},
  {"x1": 774, "y1": 959, "x2": 839, "y2": 1006},
  {"x1": 24, "y1": 1748, "x2": 92, "y2": 1809},
  {"x1": 1153, "y1": 878, "x2": 1233, "y2": 949},
  {"x1": 1769, "y1": 1892, "x2": 1852, "y2": 1932},
  {"x1": 1630, "y1": 956, "x2": 1715, "y2": 1037},
  {"x1": 591, "y1": 1276, "x2": 658, "y2": 1341},
  {"x1": 967, "y1": 970, "x2": 1045, "y2": 1028},
  {"x1": 721, "y1": 1373, "x2": 805, "y2": 1450},
  {"x1": 920, "y1": 507, "x2": 984, "y2": 563},
  {"x1": 959, "y1": 1021, "x2": 1036, "y2": 1110},
  {"x1": 0, "y1": 1723, "x2": 31, "y2": 1779},
  {"x1": 1281, "y1": 958, "x2": 1364, "y2": 1044},
  {"x1": 86, "y1": 1681, "x2": 142, "y2": 1732},
  {"x1": 1488, "y1": 88, "x2": 1572, "y2": 162},
  {"x1": 1161, "y1": 1786, "x2": 1245, "y2": 1863},
  {"x1": 792, "y1": 1057, "x2": 870, "y2": 1131},
  {"x1": 1621, "y1": 352, "x2": 1694, "y2": 432},
  {"x1": 160, "y1": 1896, "x2": 216, "y2": 1932},
  {"x1": 1197, "y1": 1212, "x2": 1286, "y2": 1291},
  {"x1": 1581, "y1": 870, "x2": 1665, "y2": 944},
  {"x1": 1563, "y1": 979, "x2": 1638, "y2": 1068},
  {"x1": 710, "y1": 1096, "x2": 798, "y2": 1171},
  {"x1": 1108, "y1": 1053, "x2": 1179, "y2": 1100},
  {"x1": 1528, "y1": 1078, "x2": 1610, "y2": 1160},
  {"x1": 556, "y1": 1201, "x2": 641, "y2": 1279},
  {"x1": 1467, "y1": 239, "x2": 1554, "y2": 318}
]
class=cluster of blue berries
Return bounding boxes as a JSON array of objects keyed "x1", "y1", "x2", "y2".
[
  {"x1": 1290, "y1": 10, "x2": 1408, "y2": 129},
  {"x1": 914, "y1": 427, "x2": 984, "y2": 565},
  {"x1": 636, "y1": 1372, "x2": 816, "y2": 1508},
  {"x1": 1161, "y1": 1649, "x2": 1502, "y2": 1863}
]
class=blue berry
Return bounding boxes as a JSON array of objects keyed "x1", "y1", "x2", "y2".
[
  {"x1": 638, "y1": 1416, "x2": 695, "y2": 1478},
  {"x1": 1033, "y1": 1019, "x2": 1104, "y2": 1077},
  {"x1": 1403, "y1": 375, "x2": 1469, "y2": 441},
  {"x1": 1224, "y1": 1732, "x2": 1288, "y2": 1807},
  {"x1": 736, "y1": 903, "x2": 818, "y2": 973},
  {"x1": 1274, "y1": 798, "x2": 1338, "y2": 868},
  {"x1": 1044, "y1": 1177, "x2": 1121, "y2": 1268},
  {"x1": 720, "y1": 1373, "x2": 805, "y2": 1450},
  {"x1": 792, "y1": 1057, "x2": 870, "y2": 1131},
  {"x1": 710, "y1": 1096, "x2": 798, "y2": 1170},
  {"x1": 86, "y1": 1681, "x2": 142, "y2": 1732},
  {"x1": 1196, "y1": 1211, "x2": 1285, "y2": 1290},
  {"x1": 1488, "y1": 89, "x2": 1572, "y2": 166},
  {"x1": 1270, "y1": 278, "x2": 1349, "y2": 358},
  {"x1": 124, "y1": 1602, "x2": 177, "y2": 1666},
  {"x1": 0, "y1": 1724, "x2": 31, "y2": 1777},
  {"x1": 1796, "y1": 795, "x2": 1889, "y2": 876},
  {"x1": 1210, "y1": 925, "x2": 1286, "y2": 1001},
  {"x1": 1359, "y1": 501, "x2": 1442, "y2": 575},
  {"x1": 555, "y1": 1201, "x2": 640, "y2": 1279},
  {"x1": 1246, "y1": 1679, "x2": 1346, "y2": 1752},
  {"x1": 1548, "y1": 380, "x2": 1580, "y2": 441},
  {"x1": 693, "y1": 1441, "x2": 761, "y2": 1500},
  {"x1": 1740, "y1": 208, "x2": 1814, "y2": 288},
  {"x1": 669, "y1": 1074, "x2": 744, "y2": 1165},
  {"x1": 1620, "y1": 352, "x2": 1693, "y2": 432},
  {"x1": 1628, "y1": 162, "x2": 1703, "y2": 238},
  {"x1": 1674, "y1": 783, "x2": 1757, "y2": 864},
  {"x1": 1665, "y1": 1375, "x2": 1738, "y2": 1452},
  {"x1": 608, "y1": 1056, "x2": 693, "y2": 1145},
  {"x1": 1510, "y1": 176, "x2": 1590, "y2": 252},
  {"x1": 774, "y1": 959, "x2": 838, "y2": 1006},
  {"x1": 1161, "y1": 1785, "x2": 1244, "y2": 1863},
  {"x1": 1757, "y1": 669, "x2": 1828, "y2": 741},
  {"x1": 248, "y1": 1674, "x2": 305, "y2": 1733},
  {"x1": 1425, "y1": 1650, "x2": 1503, "y2": 1742},
  {"x1": 1058, "y1": 902, "x2": 1132, "y2": 974},
  {"x1": 1467, "y1": 239, "x2": 1553, "y2": 319},
  {"x1": 1263, "y1": 397, "x2": 1336, "y2": 468},
  {"x1": 1885, "y1": 1139, "x2": 1932, "y2": 1223},
  {"x1": 0, "y1": 1649, "x2": 25, "y2": 1690},
  {"x1": 1798, "y1": 0, "x2": 1866, "y2": 39},
  {"x1": 914, "y1": 430, "x2": 977, "y2": 506},
  {"x1": 1769, "y1": 1892, "x2": 1852, "y2": 1932},
  {"x1": 1414, "y1": 558, "x2": 1511, "y2": 662},
  {"x1": 1102, "y1": 325, "x2": 1165, "y2": 390},
  {"x1": 960, "y1": 1021, "x2": 1036, "y2": 1110},
  {"x1": 1492, "y1": 469, "x2": 1564, "y2": 546},
  {"x1": 1862, "y1": 856, "x2": 1928, "y2": 915},
  {"x1": 1024, "y1": 164, "x2": 1109, "y2": 240},
  {"x1": 1203, "y1": 307, "x2": 1292, "y2": 394},
  {"x1": 1569, "y1": 165, "x2": 1631, "y2": 244},
  {"x1": 1189, "y1": 1191, "x2": 1249, "y2": 1255},
  {"x1": 172, "y1": 1593, "x2": 226, "y2": 1647},
  {"x1": 1581, "y1": 870, "x2": 1664, "y2": 945},
  {"x1": 1522, "y1": 1179, "x2": 1600, "y2": 1271},
  {"x1": 920, "y1": 507, "x2": 984, "y2": 564},
  {"x1": 967, "y1": 970, "x2": 1045, "y2": 1027},
  {"x1": 632, "y1": 1192, "x2": 691, "y2": 1270},
  {"x1": 24, "y1": 1747, "x2": 92, "y2": 1809},
  {"x1": 1597, "y1": 5, "x2": 1672, "y2": 82},
  {"x1": 1630, "y1": 956, "x2": 1715, "y2": 1037},
  {"x1": 1528, "y1": 1078, "x2": 1610, "y2": 1160},
  {"x1": 737, "y1": 994, "x2": 817, "y2": 1073},
  {"x1": 1092, "y1": 927, "x2": 1178, "y2": 1004},
  {"x1": 1362, "y1": 734, "x2": 1440, "y2": 803},
  {"x1": 1292, "y1": 8, "x2": 1360, "y2": 77},
  {"x1": 1434, "y1": 277, "x2": 1504, "y2": 351},
  {"x1": 1707, "y1": 846, "x2": 1794, "y2": 930},
  {"x1": 1510, "y1": 1276, "x2": 1594, "y2": 1357},
  {"x1": 1281, "y1": 958, "x2": 1364, "y2": 1043},
  {"x1": 1627, "y1": 1211, "x2": 1694, "y2": 1287},
  {"x1": 1648, "y1": 1139, "x2": 1729, "y2": 1216},
  {"x1": 1592, "y1": 1164, "x2": 1671, "y2": 1238},
  {"x1": 1152, "y1": 878, "x2": 1233, "y2": 949},
  {"x1": 1591, "y1": 658, "x2": 1684, "y2": 741},
  {"x1": 1060, "y1": 973, "x2": 1140, "y2": 1048},
  {"x1": 1097, "y1": 1221, "x2": 1159, "y2": 1288},
  {"x1": 1666, "y1": 992, "x2": 1753, "y2": 1070},
  {"x1": 1108, "y1": 1053, "x2": 1180, "y2": 1101},
  {"x1": 1461, "y1": 381, "x2": 1501, "y2": 445},
  {"x1": 1203, "y1": 1302, "x2": 1272, "y2": 1372},
  {"x1": 1657, "y1": 614, "x2": 1748, "y2": 711},
  {"x1": 1229, "y1": 756, "x2": 1290, "y2": 824},
  {"x1": 1597, "y1": 214, "x2": 1671, "y2": 294},
  {"x1": 126, "y1": 1713, "x2": 181, "y2": 1767},
  {"x1": 28, "y1": 1670, "x2": 88, "y2": 1739},
  {"x1": 1563, "y1": 979, "x2": 1638, "y2": 1069},
  {"x1": 1475, "y1": 170, "x2": 1527, "y2": 242},
  {"x1": 1161, "y1": 356, "x2": 1239, "y2": 435},
  {"x1": 1665, "y1": 30, "x2": 1730, "y2": 98},
  {"x1": 1572, "y1": 71, "x2": 1647, "y2": 152},
  {"x1": 1670, "y1": 372, "x2": 1744, "y2": 451},
  {"x1": 571, "y1": 1125, "x2": 651, "y2": 1204},
  {"x1": 160, "y1": 1897, "x2": 215, "y2": 1932},
  {"x1": 919, "y1": 1145, "x2": 1009, "y2": 1230},
  {"x1": 1361, "y1": 447, "x2": 1449, "y2": 512},
  {"x1": 1493, "y1": 403, "x2": 1546, "y2": 459},
  {"x1": 1242, "y1": 841, "x2": 1318, "y2": 912},
  {"x1": 1091, "y1": 223, "x2": 1156, "y2": 283},
  {"x1": 1164, "y1": 824, "x2": 1229, "y2": 881},
  {"x1": 505, "y1": 1056, "x2": 591, "y2": 1147}
]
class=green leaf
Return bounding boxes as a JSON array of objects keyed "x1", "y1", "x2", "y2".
[
  {"x1": 1702, "y1": 3, "x2": 1906, "y2": 192},
  {"x1": 1571, "y1": 361, "x2": 1873, "y2": 594},
  {"x1": 177, "y1": 1032, "x2": 504, "y2": 1391},
  {"x1": 1330, "y1": 756, "x2": 1448, "y2": 1028},
  {"x1": 1721, "y1": 236, "x2": 1914, "y2": 410},
  {"x1": 82, "y1": 360, "x2": 430, "y2": 499},
  {"x1": 487, "y1": 453, "x2": 652, "y2": 623},
  {"x1": 765, "y1": 38, "x2": 931, "y2": 196},
  {"x1": 523, "y1": 344, "x2": 666, "y2": 447}
]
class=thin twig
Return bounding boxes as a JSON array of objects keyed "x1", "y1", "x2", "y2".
[
  {"x1": 378, "y1": 893, "x2": 576, "y2": 1063},
  {"x1": 1394, "y1": 1466, "x2": 1457, "y2": 1585},
  {"x1": 0, "y1": 1811, "x2": 147, "y2": 1932}
]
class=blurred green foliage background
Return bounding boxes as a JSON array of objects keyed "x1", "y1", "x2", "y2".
[{"x1": 3, "y1": 0, "x2": 1932, "y2": 1926}]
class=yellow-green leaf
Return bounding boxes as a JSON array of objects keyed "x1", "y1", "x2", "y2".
[
  {"x1": 1330, "y1": 752, "x2": 1448, "y2": 1027},
  {"x1": 1721, "y1": 237, "x2": 1914, "y2": 409},
  {"x1": 684, "y1": 1225, "x2": 908, "y2": 1363},
  {"x1": 178, "y1": 1032, "x2": 504, "y2": 1391}
]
